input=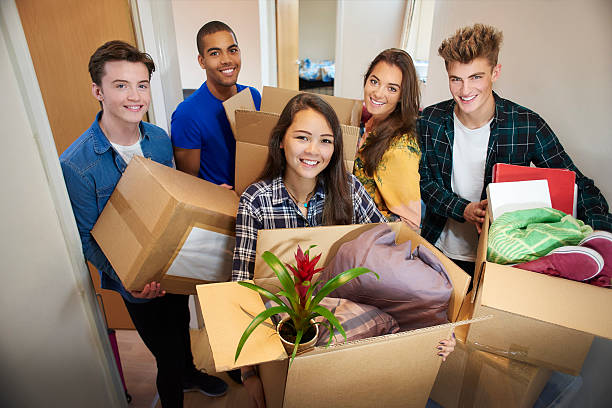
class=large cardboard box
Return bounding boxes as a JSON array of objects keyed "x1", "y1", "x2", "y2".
[
  {"x1": 463, "y1": 212, "x2": 612, "y2": 374},
  {"x1": 197, "y1": 222, "x2": 491, "y2": 408},
  {"x1": 429, "y1": 325, "x2": 551, "y2": 408},
  {"x1": 224, "y1": 86, "x2": 362, "y2": 194},
  {"x1": 92, "y1": 156, "x2": 239, "y2": 295}
]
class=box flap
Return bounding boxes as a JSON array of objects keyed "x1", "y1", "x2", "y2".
[
  {"x1": 235, "y1": 110, "x2": 279, "y2": 144},
  {"x1": 196, "y1": 282, "x2": 287, "y2": 371},
  {"x1": 254, "y1": 222, "x2": 471, "y2": 322},
  {"x1": 261, "y1": 86, "x2": 362, "y2": 126},
  {"x1": 481, "y1": 262, "x2": 612, "y2": 339},
  {"x1": 472, "y1": 212, "x2": 491, "y2": 302},
  {"x1": 283, "y1": 317, "x2": 489, "y2": 408},
  {"x1": 222, "y1": 87, "x2": 256, "y2": 136}
]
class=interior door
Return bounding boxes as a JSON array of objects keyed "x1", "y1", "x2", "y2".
[
  {"x1": 275, "y1": 0, "x2": 299, "y2": 90},
  {"x1": 16, "y1": 0, "x2": 138, "y2": 329}
]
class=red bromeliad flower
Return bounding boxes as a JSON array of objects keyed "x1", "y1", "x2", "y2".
[{"x1": 286, "y1": 245, "x2": 324, "y2": 304}]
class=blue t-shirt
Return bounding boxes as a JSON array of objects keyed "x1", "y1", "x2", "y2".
[{"x1": 170, "y1": 82, "x2": 262, "y2": 185}]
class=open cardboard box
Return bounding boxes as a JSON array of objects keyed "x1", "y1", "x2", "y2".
[
  {"x1": 92, "y1": 156, "x2": 239, "y2": 295},
  {"x1": 223, "y1": 86, "x2": 362, "y2": 195},
  {"x1": 429, "y1": 319, "x2": 551, "y2": 408},
  {"x1": 462, "y1": 212, "x2": 612, "y2": 375},
  {"x1": 196, "y1": 222, "x2": 491, "y2": 408}
]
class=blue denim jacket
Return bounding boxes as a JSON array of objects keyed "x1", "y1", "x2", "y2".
[{"x1": 60, "y1": 112, "x2": 174, "y2": 303}]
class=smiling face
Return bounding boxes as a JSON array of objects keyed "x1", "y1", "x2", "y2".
[
  {"x1": 363, "y1": 61, "x2": 402, "y2": 122},
  {"x1": 281, "y1": 108, "x2": 335, "y2": 188},
  {"x1": 198, "y1": 30, "x2": 241, "y2": 93},
  {"x1": 447, "y1": 57, "x2": 501, "y2": 126},
  {"x1": 92, "y1": 60, "x2": 150, "y2": 126}
]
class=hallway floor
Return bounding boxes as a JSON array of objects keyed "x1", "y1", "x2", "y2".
[{"x1": 116, "y1": 329, "x2": 253, "y2": 408}]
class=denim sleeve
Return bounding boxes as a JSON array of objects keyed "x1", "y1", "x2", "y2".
[
  {"x1": 60, "y1": 160, "x2": 123, "y2": 285},
  {"x1": 532, "y1": 116, "x2": 612, "y2": 231}
]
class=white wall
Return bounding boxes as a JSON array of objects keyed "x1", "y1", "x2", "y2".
[
  {"x1": 422, "y1": 0, "x2": 612, "y2": 203},
  {"x1": 171, "y1": 0, "x2": 263, "y2": 91},
  {"x1": 0, "y1": 3, "x2": 125, "y2": 406},
  {"x1": 299, "y1": 0, "x2": 336, "y2": 61},
  {"x1": 334, "y1": 0, "x2": 405, "y2": 99}
]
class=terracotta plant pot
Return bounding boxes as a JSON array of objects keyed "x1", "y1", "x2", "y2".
[{"x1": 276, "y1": 316, "x2": 318, "y2": 355}]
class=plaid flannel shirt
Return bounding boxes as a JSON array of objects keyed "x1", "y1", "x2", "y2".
[
  {"x1": 419, "y1": 92, "x2": 612, "y2": 244},
  {"x1": 232, "y1": 174, "x2": 386, "y2": 281}
]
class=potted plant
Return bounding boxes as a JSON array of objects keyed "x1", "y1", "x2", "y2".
[{"x1": 235, "y1": 245, "x2": 379, "y2": 365}]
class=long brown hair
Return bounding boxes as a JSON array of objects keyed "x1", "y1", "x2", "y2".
[
  {"x1": 361, "y1": 48, "x2": 420, "y2": 176},
  {"x1": 260, "y1": 93, "x2": 353, "y2": 225}
]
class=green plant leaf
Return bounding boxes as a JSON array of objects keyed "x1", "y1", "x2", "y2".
[
  {"x1": 235, "y1": 305, "x2": 288, "y2": 362},
  {"x1": 288, "y1": 328, "x2": 304, "y2": 367},
  {"x1": 313, "y1": 320, "x2": 334, "y2": 348},
  {"x1": 303, "y1": 280, "x2": 323, "y2": 310},
  {"x1": 262, "y1": 251, "x2": 297, "y2": 299},
  {"x1": 311, "y1": 305, "x2": 346, "y2": 341},
  {"x1": 310, "y1": 267, "x2": 379, "y2": 309},
  {"x1": 278, "y1": 290, "x2": 300, "y2": 312},
  {"x1": 237, "y1": 281, "x2": 289, "y2": 309}
]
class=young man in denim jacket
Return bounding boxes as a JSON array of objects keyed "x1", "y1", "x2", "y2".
[
  {"x1": 419, "y1": 24, "x2": 612, "y2": 277},
  {"x1": 60, "y1": 41, "x2": 227, "y2": 407}
]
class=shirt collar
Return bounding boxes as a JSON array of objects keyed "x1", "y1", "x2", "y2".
[
  {"x1": 91, "y1": 111, "x2": 148, "y2": 155},
  {"x1": 270, "y1": 175, "x2": 325, "y2": 206}
]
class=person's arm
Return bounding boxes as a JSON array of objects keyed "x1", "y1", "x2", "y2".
[
  {"x1": 350, "y1": 175, "x2": 387, "y2": 224},
  {"x1": 241, "y1": 366, "x2": 265, "y2": 408},
  {"x1": 61, "y1": 160, "x2": 166, "y2": 297},
  {"x1": 61, "y1": 159, "x2": 120, "y2": 283},
  {"x1": 173, "y1": 146, "x2": 201, "y2": 177},
  {"x1": 418, "y1": 118, "x2": 471, "y2": 222},
  {"x1": 232, "y1": 192, "x2": 263, "y2": 281},
  {"x1": 532, "y1": 116, "x2": 612, "y2": 231},
  {"x1": 372, "y1": 135, "x2": 422, "y2": 228}
]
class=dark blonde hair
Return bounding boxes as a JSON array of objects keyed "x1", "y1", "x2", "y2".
[
  {"x1": 361, "y1": 48, "x2": 420, "y2": 177},
  {"x1": 438, "y1": 23, "x2": 503, "y2": 68},
  {"x1": 260, "y1": 93, "x2": 353, "y2": 225}
]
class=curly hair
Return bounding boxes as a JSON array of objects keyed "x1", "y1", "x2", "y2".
[{"x1": 438, "y1": 23, "x2": 503, "y2": 68}]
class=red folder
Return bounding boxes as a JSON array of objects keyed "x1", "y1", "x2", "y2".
[{"x1": 492, "y1": 163, "x2": 575, "y2": 216}]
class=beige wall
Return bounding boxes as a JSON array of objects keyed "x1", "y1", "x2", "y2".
[
  {"x1": 0, "y1": 2, "x2": 124, "y2": 405},
  {"x1": 422, "y1": 0, "x2": 612, "y2": 202},
  {"x1": 171, "y1": 0, "x2": 263, "y2": 91},
  {"x1": 334, "y1": 0, "x2": 405, "y2": 99},
  {"x1": 299, "y1": 0, "x2": 336, "y2": 61}
]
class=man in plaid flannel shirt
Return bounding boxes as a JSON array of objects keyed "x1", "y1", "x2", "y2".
[{"x1": 419, "y1": 24, "x2": 612, "y2": 275}]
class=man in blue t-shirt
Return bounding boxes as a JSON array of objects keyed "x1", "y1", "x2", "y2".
[{"x1": 171, "y1": 20, "x2": 261, "y2": 187}]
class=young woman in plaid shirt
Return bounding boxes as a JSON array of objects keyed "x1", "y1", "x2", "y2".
[{"x1": 231, "y1": 93, "x2": 455, "y2": 407}]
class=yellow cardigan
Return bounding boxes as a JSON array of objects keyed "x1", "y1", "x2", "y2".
[{"x1": 353, "y1": 131, "x2": 421, "y2": 229}]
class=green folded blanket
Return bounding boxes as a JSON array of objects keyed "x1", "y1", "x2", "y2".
[{"x1": 487, "y1": 208, "x2": 593, "y2": 265}]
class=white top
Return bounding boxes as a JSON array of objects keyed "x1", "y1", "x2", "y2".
[
  {"x1": 111, "y1": 132, "x2": 143, "y2": 165},
  {"x1": 435, "y1": 113, "x2": 492, "y2": 261}
]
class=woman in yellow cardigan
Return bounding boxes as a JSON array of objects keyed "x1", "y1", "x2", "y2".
[{"x1": 353, "y1": 48, "x2": 422, "y2": 230}]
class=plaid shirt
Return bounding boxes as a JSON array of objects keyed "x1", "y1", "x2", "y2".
[
  {"x1": 232, "y1": 174, "x2": 385, "y2": 281},
  {"x1": 419, "y1": 92, "x2": 612, "y2": 244}
]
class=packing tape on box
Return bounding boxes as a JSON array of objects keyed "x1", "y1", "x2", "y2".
[
  {"x1": 458, "y1": 342, "x2": 540, "y2": 407},
  {"x1": 110, "y1": 189, "x2": 152, "y2": 248},
  {"x1": 471, "y1": 341, "x2": 529, "y2": 359}
]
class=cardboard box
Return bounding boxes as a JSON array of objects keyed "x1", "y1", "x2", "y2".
[
  {"x1": 224, "y1": 86, "x2": 362, "y2": 195},
  {"x1": 92, "y1": 156, "x2": 239, "y2": 295},
  {"x1": 463, "y1": 212, "x2": 612, "y2": 375},
  {"x1": 430, "y1": 325, "x2": 551, "y2": 408},
  {"x1": 197, "y1": 222, "x2": 491, "y2": 408}
]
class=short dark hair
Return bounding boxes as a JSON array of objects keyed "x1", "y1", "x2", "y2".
[
  {"x1": 88, "y1": 40, "x2": 155, "y2": 85},
  {"x1": 196, "y1": 21, "x2": 237, "y2": 56},
  {"x1": 438, "y1": 23, "x2": 503, "y2": 68},
  {"x1": 260, "y1": 93, "x2": 353, "y2": 225}
]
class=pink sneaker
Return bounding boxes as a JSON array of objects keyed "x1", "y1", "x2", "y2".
[
  {"x1": 580, "y1": 231, "x2": 612, "y2": 287},
  {"x1": 513, "y1": 246, "x2": 604, "y2": 282}
]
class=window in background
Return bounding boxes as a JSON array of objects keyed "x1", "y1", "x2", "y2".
[{"x1": 401, "y1": 0, "x2": 436, "y2": 84}]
